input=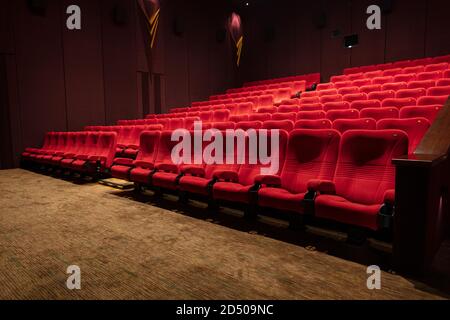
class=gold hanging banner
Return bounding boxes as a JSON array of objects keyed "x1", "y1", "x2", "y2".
[{"x1": 138, "y1": 0, "x2": 160, "y2": 49}]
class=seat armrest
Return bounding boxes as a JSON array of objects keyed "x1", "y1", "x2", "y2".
[
  {"x1": 213, "y1": 170, "x2": 239, "y2": 182},
  {"x1": 384, "y1": 189, "x2": 395, "y2": 205},
  {"x1": 113, "y1": 158, "x2": 134, "y2": 166},
  {"x1": 254, "y1": 175, "x2": 281, "y2": 186},
  {"x1": 156, "y1": 163, "x2": 179, "y2": 173},
  {"x1": 307, "y1": 179, "x2": 336, "y2": 194},
  {"x1": 181, "y1": 165, "x2": 205, "y2": 177}
]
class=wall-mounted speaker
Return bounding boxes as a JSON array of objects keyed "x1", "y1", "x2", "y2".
[
  {"x1": 313, "y1": 11, "x2": 327, "y2": 29},
  {"x1": 216, "y1": 28, "x2": 227, "y2": 43},
  {"x1": 173, "y1": 18, "x2": 184, "y2": 37},
  {"x1": 27, "y1": 0, "x2": 47, "y2": 16},
  {"x1": 112, "y1": 5, "x2": 128, "y2": 26}
]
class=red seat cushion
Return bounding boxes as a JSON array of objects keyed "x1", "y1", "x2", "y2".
[
  {"x1": 111, "y1": 165, "x2": 133, "y2": 180},
  {"x1": 178, "y1": 175, "x2": 211, "y2": 196},
  {"x1": 258, "y1": 187, "x2": 305, "y2": 213},
  {"x1": 315, "y1": 195, "x2": 381, "y2": 230},
  {"x1": 212, "y1": 182, "x2": 253, "y2": 203},
  {"x1": 130, "y1": 167, "x2": 153, "y2": 184},
  {"x1": 152, "y1": 172, "x2": 179, "y2": 190}
]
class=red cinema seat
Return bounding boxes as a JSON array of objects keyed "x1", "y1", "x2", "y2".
[
  {"x1": 437, "y1": 79, "x2": 450, "y2": 86},
  {"x1": 326, "y1": 109, "x2": 359, "y2": 122},
  {"x1": 229, "y1": 115, "x2": 249, "y2": 122},
  {"x1": 331, "y1": 75, "x2": 348, "y2": 83},
  {"x1": 360, "y1": 107, "x2": 399, "y2": 121},
  {"x1": 424, "y1": 63, "x2": 449, "y2": 73},
  {"x1": 299, "y1": 103, "x2": 323, "y2": 111},
  {"x1": 184, "y1": 117, "x2": 201, "y2": 130},
  {"x1": 346, "y1": 73, "x2": 365, "y2": 81},
  {"x1": 343, "y1": 93, "x2": 368, "y2": 103},
  {"x1": 318, "y1": 89, "x2": 339, "y2": 97},
  {"x1": 393, "y1": 73, "x2": 416, "y2": 83},
  {"x1": 359, "y1": 84, "x2": 381, "y2": 94},
  {"x1": 323, "y1": 101, "x2": 351, "y2": 112},
  {"x1": 372, "y1": 76, "x2": 395, "y2": 85},
  {"x1": 407, "y1": 80, "x2": 436, "y2": 90},
  {"x1": 352, "y1": 79, "x2": 371, "y2": 87},
  {"x1": 432, "y1": 55, "x2": 450, "y2": 64},
  {"x1": 70, "y1": 132, "x2": 117, "y2": 173},
  {"x1": 169, "y1": 118, "x2": 185, "y2": 130},
  {"x1": 312, "y1": 130, "x2": 408, "y2": 230},
  {"x1": 403, "y1": 66, "x2": 425, "y2": 74},
  {"x1": 417, "y1": 96, "x2": 448, "y2": 106},
  {"x1": 278, "y1": 105, "x2": 299, "y2": 113},
  {"x1": 34, "y1": 132, "x2": 66, "y2": 164},
  {"x1": 213, "y1": 109, "x2": 231, "y2": 122},
  {"x1": 382, "y1": 82, "x2": 407, "y2": 92},
  {"x1": 427, "y1": 85, "x2": 450, "y2": 97},
  {"x1": 444, "y1": 70, "x2": 450, "y2": 78},
  {"x1": 258, "y1": 95, "x2": 274, "y2": 109},
  {"x1": 381, "y1": 98, "x2": 416, "y2": 110},
  {"x1": 263, "y1": 120, "x2": 295, "y2": 131},
  {"x1": 350, "y1": 99, "x2": 381, "y2": 111},
  {"x1": 338, "y1": 87, "x2": 360, "y2": 96},
  {"x1": 156, "y1": 119, "x2": 169, "y2": 129},
  {"x1": 297, "y1": 111, "x2": 326, "y2": 120},
  {"x1": 59, "y1": 132, "x2": 88, "y2": 168},
  {"x1": 377, "y1": 118, "x2": 430, "y2": 152},
  {"x1": 396, "y1": 88, "x2": 426, "y2": 100},
  {"x1": 178, "y1": 130, "x2": 240, "y2": 197},
  {"x1": 334, "y1": 81, "x2": 353, "y2": 89},
  {"x1": 212, "y1": 130, "x2": 289, "y2": 204},
  {"x1": 295, "y1": 119, "x2": 332, "y2": 129},
  {"x1": 272, "y1": 112, "x2": 296, "y2": 122},
  {"x1": 199, "y1": 111, "x2": 213, "y2": 123},
  {"x1": 257, "y1": 129, "x2": 341, "y2": 213},
  {"x1": 249, "y1": 113, "x2": 272, "y2": 122},
  {"x1": 213, "y1": 122, "x2": 235, "y2": 130},
  {"x1": 282, "y1": 98, "x2": 300, "y2": 105},
  {"x1": 368, "y1": 90, "x2": 395, "y2": 101},
  {"x1": 382, "y1": 68, "x2": 403, "y2": 77},
  {"x1": 365, "y1": 70, "x2": 383, "y2": 79},
  {"x1": 320, "y1": 94, "x2": 343, "y2": 104},
  {"x1": 299, "y1": 96, "x2": 321, "y2": 104},
  {"x1": 47, "y1": 132, "x2": 79, "y2": 166},
  {"x1": 300, "y1": 91, "x2": 319, "y2": 98},
  {"x1": 235, "y1": 121, "x2": 263, "y2": 130},
  {"x1": 236, "y1": 102, "x2": 254, "y2": 115},
  {"x1": 257, "y1": 106, "x2": 278, "y2": 114},
  {"x1": 332, "y1": 118, "x2": 376, "y2": 133},
  {"x1": 316, "y1": 83, "x2": 335, "y2": 91},
  {"x1": 417, "y1": 71, "x2": 442, "y2": 81},
  {"x1": 400, "y1": 105, "x2": 442, "y2": 122},
  {"x1": 111, "y1": 131, "x2": 161, "y2": 180}
]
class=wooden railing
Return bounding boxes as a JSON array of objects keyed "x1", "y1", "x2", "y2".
[{"x1": 393, "y1": 98, "x2": 450, "y2": 277}]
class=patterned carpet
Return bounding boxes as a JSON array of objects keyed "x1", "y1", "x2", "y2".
[{"x1": 0, "y1": 169, "x2": 446, "y2": 300}]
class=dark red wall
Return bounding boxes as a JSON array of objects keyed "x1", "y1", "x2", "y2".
[
  {"x1": 239, "y1": 0, "x2": 450, "y2": 83},
  {"x1": 0, "y1": 0, "x2": 236, "y2": 168}
]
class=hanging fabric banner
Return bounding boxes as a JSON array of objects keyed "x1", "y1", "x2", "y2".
[
  {"x1": 229, "y1": 12, "x2": 243, "y2": 67},
  {"x1": 137, "y1": 0, "x2": 160, "y2": 49}
]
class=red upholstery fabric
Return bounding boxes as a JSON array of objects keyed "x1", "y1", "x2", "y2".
[
  {"x1": 326, "y1": 109, "x2": 359, "y2": 121},
  {"x1": 377, "y1": 117, "x2": 430, "y2": 152},
  {"x1": 257, "y1": 129, "x2": 340, "y2": 213},
  {"x1": 427, "y1": 86, "x2": 450, "y2": 97},
  {"x1": 212, "y1": 122, "x2": 235, "y2": 130},
  {"x1": 399, "y1": 105, "x2": 442, "y2": 122},
  {"x1": 382, "y1": 82, "x2": 407, "y2": 91},
  {"x1": 323, "y1": 101, "x2": 350, "y2": 112},
  {"x1": 213, "y1": 109, "x2": 231, "y2": 122},
  {"x1": 372, "y1": 76, "x2": 395, "y2": 85},
  {"x1": 407, "y1": 80, "x2": 436, "y2": 90},
  {"x1": 314, "y1": 130, "x2": 408, "y2": 230},
  {"x1": 368, "y1": 90, "x2": 395, "y2": 101},
  {"x1": 396, "y1": 88, "x2": 426, "y2": 100},
  {"x1": 360, "y1": 84, "x2": 382, "y2": 95},
  {"x1": 337, "y1": 87, "x2": 359, "y2": 96},
  {"x1": 262, "y1": 120, "x2": 295, "y2": 131},
  {"x1": 299, "y1": 103, "x2": 323, "y2": 111},
  {"x1": 235, "y1": 121, "x2": 263, "y2": 130},
  {"x1": 278, "y1": 105, "x2": 299, "y2": 113},
  {"x1": 417, "y1": 71, "x2": 442, "y2": 81},
  {"x1": 360, "y1": 107, "x2": 399, "y2": 121},
  {"x1": 332, "y1": 118, "x2": 376, "y2": 133},
  {"x1": 296, "y1": 111, "x2": 326, "y2": 120},
  {"x1": 294, "y1": 119, "x2": 332, "y2": 129},
  {"x1": 229, "y1": 115, "x2": 249, "y2": 122},
  {"x1": 343, "y1": 93, "x2": 368, "y2": 103},
  {"x1": 381, "y1": 98, "x2": 416, "y2": 109},
  {"x1": 417, "y1": 96, "x2": 448, "y2": 106},
  {"x1": 350, "y1": 99, "x2": 381, "y2": 111},
  {"x1": 320, "y1": 94, "x2": 343, "y2": 104}
]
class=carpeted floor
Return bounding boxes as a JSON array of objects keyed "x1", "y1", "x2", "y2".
[{"x1": 0, "y1": 169, "x2": 447, "y2": 300}]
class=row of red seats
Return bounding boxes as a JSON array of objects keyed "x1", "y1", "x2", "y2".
[
  {"x1": 177, "y1": 117, "x2": 428, "y2": 152},
  {"x1": 162, "y1": 103, "x2": 256, "y2": 118},
  {"x1": 171, "y1": 97, "x2": 274, "y2": 114},
  {"x1": 110, "y1": 128, "x2": 407, "y2": 231},
  {"x1": 343, "y1": 54, "x2": 450, "y2": 76},
  {"x1": 222, "y1": 80, "x2": 305, "y2": 95},
  {"x1": 21, "y1": 132, "x2": 117, "y2": 174}
]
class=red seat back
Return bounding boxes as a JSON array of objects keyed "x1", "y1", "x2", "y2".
[
  {"x1": 377, "y1": 118, "x2": 430, "y2": 152},
  {"x1": 294, "y1": 119, "x2": 332, "y2": 129},
  {"x1": 332, "y1": 118, "x2": 376, "y2": 133}
]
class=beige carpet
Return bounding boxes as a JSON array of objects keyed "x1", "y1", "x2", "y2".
[{"x1": 0, "y1": 169, "x2": 446, "y2": 300}]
